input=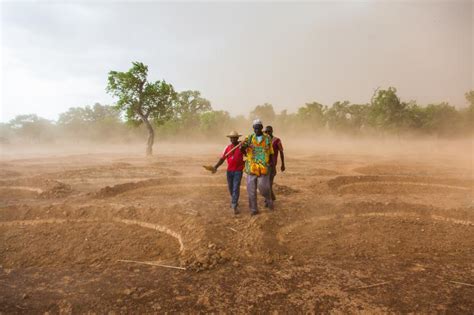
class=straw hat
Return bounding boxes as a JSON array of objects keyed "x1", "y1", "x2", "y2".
[{"x1": 226, "y1": 131, "x2": 242, "y2": 138}]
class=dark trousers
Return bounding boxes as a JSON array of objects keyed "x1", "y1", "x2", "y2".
[
  {"x1": 269, "y1": 165, "x2": 277, "y2": 201},
  {"x1": 226, "y1": 171, "x2": 243, "y2": 207}
]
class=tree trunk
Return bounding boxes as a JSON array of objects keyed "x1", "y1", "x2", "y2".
[{"x1": 142, "y1": 118, "x2": 155, "y2": 156}]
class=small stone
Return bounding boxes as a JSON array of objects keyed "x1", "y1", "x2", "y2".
[
  {"x1": 289, "y1": 255, "x2": 294, "y2": 260},
  {"x1": 232, "y1": 261, "x2": 240, "y2": 267},
  {"x1": 208, "y1": 243, "x2": 216, "y2": 249},
  {"x1": 22, "y1": 293, "x2": 29, "y2": 300},
  {"x1": 123, "y1": 288, "x2": 134, "y2": 295},
  {"x1": 219, "y1": 250, "x2": 230, "y2": 260}
]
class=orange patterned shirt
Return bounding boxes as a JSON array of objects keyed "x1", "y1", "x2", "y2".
[{"x1": 243, "y1": 133, "x2": 274, "y2": 176}]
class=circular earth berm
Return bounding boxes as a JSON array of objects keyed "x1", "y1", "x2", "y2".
[
  {"x1": 328, "y1": 176, "x2": 472, "y2": 195},
  {"x1": 280, "y1": 213, "x2": 473, "y2": 265},
  {"x1": 0, "y1": 221, "x2": 181, "y2": 268}
]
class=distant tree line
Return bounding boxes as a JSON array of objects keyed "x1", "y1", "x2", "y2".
[{"x1": 1, "y1": 62, "x2": 473, "y2": 153}]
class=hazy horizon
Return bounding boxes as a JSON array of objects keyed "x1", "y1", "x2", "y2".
[{"x1": 1, "y1": 0, "x2": 473, "y2": 123}]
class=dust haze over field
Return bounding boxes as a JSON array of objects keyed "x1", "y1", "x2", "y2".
[{"x1": 1, "y1": 0, "x2": 474, "y2": 313}]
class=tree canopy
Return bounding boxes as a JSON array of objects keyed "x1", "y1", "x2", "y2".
[
  {"x1": 3, "y1": 82, "x2": 473, "y2": 145},
  {"x1": 107, "y1": 62, "x2": 176, "y2": 155}
]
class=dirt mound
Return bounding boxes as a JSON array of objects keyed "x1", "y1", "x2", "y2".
[
  {"x1": 273, "y1": 183, "x2": 299, "y2": 195},
  {"x1": 0, "y1": 177, "x2": 73, "y2": 200},
  {"x1": 354, "y1": 163, "x2": 469, "y2": 177},
  {"x1": 93, "y1": 177, "x2": 222, "y2": 198},
  {"x1": 185, "y1": 243, "x2": 231, "y2": 272},
  {"x1": 94, "y1": 179, "x2": 165, "y2": 198},
  {"x1": 38, "y1": 181, "x2": 73, "y2": 198},
  {"x1": 328, "y1": 175, "x2": 472, "y2": 194},
  {"x1": 0, "y1": 220, "x2": 180, "y2": 268}
]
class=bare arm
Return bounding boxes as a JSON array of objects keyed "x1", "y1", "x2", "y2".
[
  {"x1": 240, "y1": 137, "x2": 249, "y2": 155},
  {"x1": 213, "y1": 158, "x2": 225, "y2": 172},
  {"x1": 279, "y1": 142, "x2": 285, "y2": 172}
]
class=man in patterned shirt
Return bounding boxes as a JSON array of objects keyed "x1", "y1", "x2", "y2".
[{"x1": 240, "y1": 119, "x2": 274, "y2": 216}]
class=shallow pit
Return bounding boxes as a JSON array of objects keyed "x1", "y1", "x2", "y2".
[
  {"x1": 328, "y1": 175, "x2": 472, "y2": 195},
  {"x1": 280, "y1": 214, "x2": 474, "y2": 264},
  {"x1": 0, "y1": 220, "x2": 181, "y2": 268}
]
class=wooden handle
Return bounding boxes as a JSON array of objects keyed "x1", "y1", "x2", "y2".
[{"x1": 223, "y1": 142, "x2": 243, "y2": 159}]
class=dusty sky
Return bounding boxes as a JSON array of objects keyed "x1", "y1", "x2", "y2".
[{"x1": 0, "y1": 0, "x2": 472, "y2": 122}]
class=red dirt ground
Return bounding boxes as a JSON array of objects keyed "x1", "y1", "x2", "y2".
[{"x1": 0, "y1": 141, "x2": 473, "y2": 313}]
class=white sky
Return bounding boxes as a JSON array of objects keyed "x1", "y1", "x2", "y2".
[{"x1": 0, "y1": 0, "x2": 472, "y2": 122}]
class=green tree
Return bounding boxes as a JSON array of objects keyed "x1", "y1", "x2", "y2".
[
  {"x1": 9, "y1": 114, "x2": 54, "y2": 143},
  {"x1": 89, "y1": 103, "x2": 122, "y2": 122},
  {"x1": 369, "y1": 87, "x2": 408, "y2": 134},
  {"x1": 347, "y1": 104, "x2": 371, "y2": 132},
  {"x1": 325, "y1": 102, "x2": 370, "y2": 134},
  {"x1": 58, "y1": 103, "x2": 123, "y2": 141},
  {"x1": 275, "y1": 109, "x2": 290, "y2": 132},
  {"x1": 199, "y1": 110, "x2": 231, "y2": 138},
  {"x1": 325, "y1": 101, "x2": 351, "y2": 132},
  {"x1": 249, "y1": 103, "x2": 276, "y2": 124},
  {"x1": 465, "y1": 90, "x2": 474, "y2": 106},
  {"x1": 296, "y1": 102, "x2": 326, "y2": 130},
  {"x1": 0, "y1": 122, "x2": 12, "y2": 144},
  {"x1": 107, "y1": 62, "x2": 176, "y2": 155},
  {"x1": 423, "y1": 103, "x2": 461, "y2": 136},
  {"x1": 463, "y1": 91, "x2": 474, "y2": 132},
  {"x1": 87, "y1": 103, "x2": 124, "y2": 141},
  {"x1": 58, "y1": 107, "x2": 91, "y2": 126},
  {"x1": 403, "y1": 102, "x2": 427, "y2": 131},
  {"x1": 175, "y1": 90, "x2": 212, "y2": 131}
]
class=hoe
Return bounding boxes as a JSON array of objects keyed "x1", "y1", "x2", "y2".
[{"x1": 203, "y1": 142, "x2": 243, "y2": 173}]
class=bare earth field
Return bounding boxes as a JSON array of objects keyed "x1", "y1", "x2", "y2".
[{"x1": 0, "y1": 139, "x2": 473, "y2": 313}]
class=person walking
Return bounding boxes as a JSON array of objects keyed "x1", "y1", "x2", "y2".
[
  {"x1": 241, "y1": 119, "x2": 274, "y2": 216},
  {"x1": 212, "y1": 131, "x2": 245, "y2": 214},
  {"x1": 264, "y1": 125, "x2": 285, "y2": 201}
]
